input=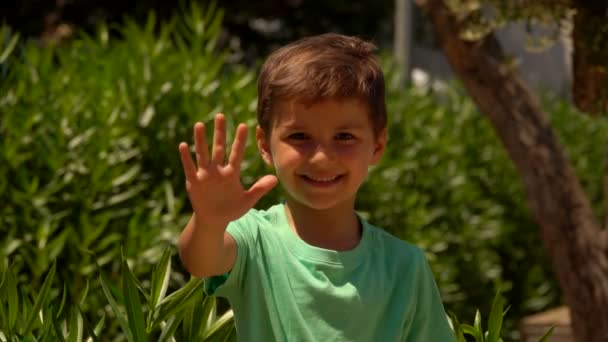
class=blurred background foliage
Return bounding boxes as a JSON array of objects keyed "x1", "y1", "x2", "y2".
[
  {"x1": 2, "y1": 1, "x2": 608, "y2": 340},
  {"x1": 0, "y1": 0, "x2": 395, "y2": 64}
]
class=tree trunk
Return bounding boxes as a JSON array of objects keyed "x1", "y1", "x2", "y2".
[{"x1": 415, "y1": 0, "x2": 608, "y2": 341}]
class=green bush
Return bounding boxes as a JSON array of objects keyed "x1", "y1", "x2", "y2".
[{"x1": 2, "y1": 3, "x2": 607, "y2": 340}]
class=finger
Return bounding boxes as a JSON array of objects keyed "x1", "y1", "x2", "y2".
[
  {"x1": 211, "y1": 113, "x2": 226, "y2": 164},
  {"x1": 245, "y1": 175, "x2": 278, "y2": 206},
  {"x1": 228, "y1": 124, "x2": 248, "y2": 168},
  {"x1": 193, "y1": 122, "x2": 209, "y2": 167},
  {"x1": 178, "y1": 142, "x2": 197, "y2": 180}
]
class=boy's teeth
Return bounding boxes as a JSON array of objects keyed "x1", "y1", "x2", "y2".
[{"x1": 307, "y1": 175, "x2": 338, "y2": 182}]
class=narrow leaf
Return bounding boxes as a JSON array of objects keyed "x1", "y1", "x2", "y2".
[
  {"x1": 99, "y1": 271, "x2": 133, "y2": 342},
  {"x1": 78, "y1": 306, "x2": 100, "y2": 342},
  {"x1": 56, "y1": 283, "x2": 68, "y2": 319},
  {"x1": 473, "y1": 309, "x2": 484, "y2": 342},
  {"x1": 0, "y1": 33, "x2": 19, "y2": 63},
  {"x1": 151, "y1": 278, "x2": 205, "y2": 329},
  {"x1": 447, "y1": 311, "x2": 466, "y2": 342},
  {"x1": 200, "y1": 309, "x2": 234, "y2": 340},
  {"x1": 122, "y1": 258, "x2": 148, "y2": 342},
  {"x1": 461, "y1": 324, "x2": 478, "y2": 338},
  {"x1": 93, "y1": 313, "x2": 106, "y2": 339},
  {"x1": 201, "y1": 295, "x2": 216, "y2": 330},
  {"x1": 149, "y1": 247, "x2": 172, "y2": 310},
  {"x1": 158, "y1": 312, "x2": 185, "y2": 342},
  {"x1": 51, "y1": 312, "x2": 67, "y2": 342},
  {"x1": 67, "y1": 307, "x2": 83, "y2": 342},
  {"x1": 487, "y1": 290, "x2": 504, "y2": 342},
  {"x1": 78, "y1": 279, "x2": 90, "y2": 307},
  {"x1": 6, "y1": 269, "x2": 18, "y2": 332},
  {"x1": 23, "y1": 261, "x2": 56, "y2": 335}
]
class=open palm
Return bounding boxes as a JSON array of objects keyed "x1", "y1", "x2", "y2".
[{"x1": 178, "y1": 114, "x2": 278, "y2": 228}]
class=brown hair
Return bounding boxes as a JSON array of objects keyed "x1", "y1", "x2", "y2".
[{"x1": 257, "y1": 33, "x2": 387, "y2": 136}]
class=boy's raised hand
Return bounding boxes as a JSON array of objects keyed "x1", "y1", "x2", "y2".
[{"x1": 178, "y1": 113, "x2": 278, "y2": 228}]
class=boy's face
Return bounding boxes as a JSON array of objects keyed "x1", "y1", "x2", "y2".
[{"x1": 257, "y1": 98, "x2": 386, "y2": 211}]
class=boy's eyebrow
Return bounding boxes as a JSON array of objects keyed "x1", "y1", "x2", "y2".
[
  {"x1": 336, "y1": 123, "x2": 366, "y2": 130},
  {"x1": 282, "y1": 123, "x2": 366, "y2": 130}
]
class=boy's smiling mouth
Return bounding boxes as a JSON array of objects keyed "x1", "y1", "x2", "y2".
[{"x1": 300, "y1": 174, "x2": 344, "y2": 185}]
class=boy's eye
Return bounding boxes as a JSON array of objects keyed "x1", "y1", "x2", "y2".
[
  {"x1": 335, "y1": 132, "x2": 355, "y2": 140},
  {"x1": 288, "y1": 132, "x2": 309, "y2": 140}
]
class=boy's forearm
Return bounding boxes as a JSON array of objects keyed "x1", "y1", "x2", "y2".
[{"x1": 178, "y1": 214, "x2": 229, "y2": 278}]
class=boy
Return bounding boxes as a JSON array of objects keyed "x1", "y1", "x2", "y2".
[{"x1": 178, "y1": 33, "x2": 454, "y2": 341}]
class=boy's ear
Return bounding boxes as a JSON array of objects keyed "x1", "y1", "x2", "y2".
[
  {"x1": 256, "y1": 126, "x2": 274, "y2": 167},
  {"x1": 370, "y1": 127, "x2": 387, "y2": 165}
]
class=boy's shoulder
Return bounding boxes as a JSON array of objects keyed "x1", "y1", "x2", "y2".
[{"x1": 362, "y1": 220, "x2": 428, "y2": 265}]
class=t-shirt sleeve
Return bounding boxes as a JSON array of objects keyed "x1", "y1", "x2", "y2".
[
  {"x1": 403, "y1": 249, "x2": 455, "y2": 341},
  {"x1": 203, "y1": 212, "x2": 258, "y2": 298}
]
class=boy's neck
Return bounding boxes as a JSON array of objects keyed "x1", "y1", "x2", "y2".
[{"x1": 283, "y1": 199, "x2": 362, "y2": 251}]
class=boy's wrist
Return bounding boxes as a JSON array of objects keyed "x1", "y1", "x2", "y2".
[{"x1": 193, "y1": 213, "x2": 229, "y2": 233}]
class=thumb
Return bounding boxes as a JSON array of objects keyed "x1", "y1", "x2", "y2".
[{"x1": 245, "y1": 175, "x2": 278, "y2": 205}]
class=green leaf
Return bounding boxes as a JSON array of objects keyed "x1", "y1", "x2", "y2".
[
  {"x1": 92, "y1": 313, "x2": 106, "y2": 340},
  {"x1": 78, "y1": 305, "x2": 100, "y2": 342},
  {"x1": 0, "y1": 294, "x2": 6, "y2": 334},
  {"x1": 461, "y1": 324, "x2": 478, "y2": 338},
  {"x1": 200, "y1": 309, "x2": 234, "y2": 340},
  {"x1": 51, "y1": 311, "x2": 67, "y2": 342},
  {"x1": 474, "y1": 309, "x2": 484, "y2": 342},
  {"x1": 0, "y1": 32, "x2": 19, "y2": 63},
  {"x1": 150, "y1": 278, "x2": 205, "y2": 329},
  {"x1": 37, "y1": 308, "x2": 55, "y2": 342},
  {"x1": 21, "y1": 333, "x2": 38, "y2": 342},
  {"x1": 111, "y1": 165, "x2": 141, "y2": 187},
  {"x1": 181, "y1": 289, "x2": 204, "y2": 339},
  {"x1": 78, "y1": 279, "x2": 90, "y2": 307},
  {"x1": 23, "y1": 261, "x2": 56, "y2": 335},
  {"x1": 0, "y1": 264, "x2": 6, "y2": 289},
  {"x1": 6, "y1": 269, "x2": 18, "y2": 333},
  {"x1": 122, "y1": 258, "x2": 148, "y2": 342},
  {"x1": 200, "y1": 295, "x2": 216, "y2": 331},
  {"x1": 99, "y1": 271, "x2": 133, "y2": 342},
  {"x1": 538, "y1": 326, "x2": 555, "y2": 342},
  {"x1": 67, "y1": 306, "x2": 83, "y2": 342},
  {"x1": 56, "y1": 283, "x2": 68, "y2": 319},
  {"x1": 447, "y1": 311, "x2": 466, "y2": 342},
  {"x1": 158, "y1": 312, "x2": 185, "y2": 342},
  {"x1": 487, "y1": 290, "x2": 504, "y2": 342},
  {"x1": 149, "y1": 247, "x2": 172, "y2": 310}
]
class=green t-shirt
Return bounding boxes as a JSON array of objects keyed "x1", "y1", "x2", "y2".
[{"x1": 205, "y1": 203, "x2": 454, "y2": 341}]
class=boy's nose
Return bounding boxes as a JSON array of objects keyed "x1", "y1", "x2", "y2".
[{"x1": 309, "y1": 144, "x2": 335, "y2": 164}]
